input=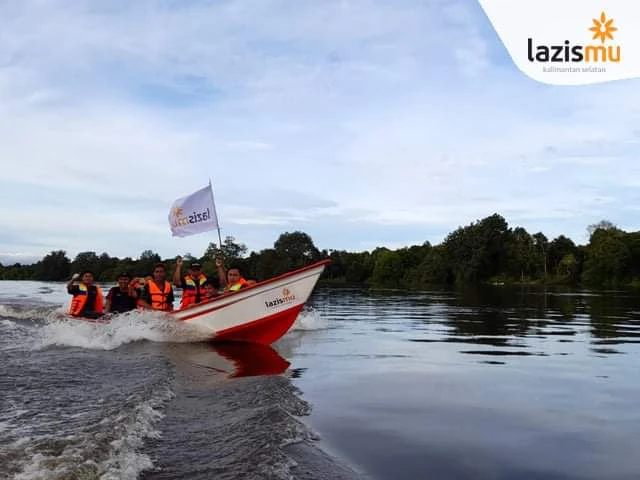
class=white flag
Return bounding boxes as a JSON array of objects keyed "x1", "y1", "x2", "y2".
[{"x1": 168, "y1": 183, "x2": 219, "y2": 237}]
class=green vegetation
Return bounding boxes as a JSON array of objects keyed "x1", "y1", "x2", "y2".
[{"x1": 1, "y1": 214, "x2": 639, "y2": 289}]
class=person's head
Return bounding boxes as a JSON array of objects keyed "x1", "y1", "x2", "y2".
[
  {"x1": 189, "y1": 262, "x2": 202, "y2": 277},
  {"x1": 227, "y1": 266, "x2": 242, "y2": 284},
  {"x1": 117, "y1": 272, "x2": 131, "y2": 289},
  {"x1": 203, "y1": 281, "x2": 217, "y2": 298},
  {"x1": 81, "y1": 270, "x2": 94, "y2": 285},
  {"x1": 153, "y1": 263, "x2": 166, "y2": 282}
]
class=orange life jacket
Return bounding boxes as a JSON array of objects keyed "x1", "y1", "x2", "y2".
[
  {"x1": 226, "y1": 277, "x2": 249, "y2": 292},
  {"x1": 180, "y1": 273, "x2": 207, "y2": 309},
  {"x1": 148, "y1": 280, "x2": 172, "y2": 311},
  {"x1": 69, "y1": 283, "x2": 104, "y2": 317}
]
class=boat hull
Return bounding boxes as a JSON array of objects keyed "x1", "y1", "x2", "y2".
[{"x1": 170, "y1": 259, "x2": 330, "y2": 345}]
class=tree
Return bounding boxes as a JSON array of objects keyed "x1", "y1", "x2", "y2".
[
  {"x1": 582, "y1": 228, "x2": 630, "y2": 287},
  {"x1": 71, "y1": 251, "x2": 100, "y2": 276},
  {"x1": 532, "y1": 232, "x2": 549, "y2": 277},
  {"x1": 96, "y1": 252, "x2": 118, "y2": 279},
  {"x1": 587, "y1": 220, "x2": 616, "y2": 236},
  {"x1": 443, "y1": 213, "x2": 509, "y2": 284},
  {"x1": 138, "y1": 250, "x2": 162, "y2": 276},
  {"x1": 253, "y1": 248, "x2": 289, "y2": 279},
  {"x1": 506, "y1": 227, "x2": 535, "y2": 281},
  {"x1": 557, "y1": 253, "x2": 578, "y2": 281},
  {"x1": 273, "y1": 231, "x2": 321, "y2": 270},
  {"x1": 37, "y1": 250, "x2": 71, "y2": 281},
  {"x1": 203, "y1": 236, "x2": 248, "y2": 264},
  {"x1": 416, "y1": 246, "x2": 451, "y2": 285},
  {"x1": 548, "y1": 235, "x2": 577, "y2": 275},
  {"x1": 371, "y1": 250, "x2": 404, "y2": 287}
]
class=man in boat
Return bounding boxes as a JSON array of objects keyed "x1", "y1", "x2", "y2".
[
  {"x1": 219, "y1": 260, "x2": 256, "y2": 292},
  {"x1": 104, "y1": 272, "x2": 138, "y2": 314},
  {"x1": 173, "y1": 257, "x2": 208, "y2": 309},
  {"x1": 128, "y1": 274, "x2": 149, "y2": 307},
  {"x1": 201, "y1": 280, "x2": 221, "y2": 301},
  {"x1": 67, "y1": 270, "x2": 104, "y2": 319},
  {"x1": 137, "y1": 263, "x2": 175, "y2": 312}
]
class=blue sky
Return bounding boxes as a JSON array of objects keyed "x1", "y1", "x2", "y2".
[{"x1": 1, "y1": 0, "x2": 639, "y2": 265}]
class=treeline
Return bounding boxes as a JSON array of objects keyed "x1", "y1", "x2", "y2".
[{"x1": 1, "y1": 214, "x2": 639, "y2": 289}]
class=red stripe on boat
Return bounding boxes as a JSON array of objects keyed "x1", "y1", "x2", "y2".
[{"x1": 212, "y1": 304, "x2": 305, "y2": 345}]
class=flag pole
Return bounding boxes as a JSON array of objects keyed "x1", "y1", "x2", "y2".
[{"x1": 209, "y1": 178, "x2": 224, "y2": 251}]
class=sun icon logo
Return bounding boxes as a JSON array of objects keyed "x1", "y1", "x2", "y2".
[
  {"x1": 589, "y1": 12, "x2": 617, "y2": 44},
  {"x1": 172, "y1": 207, "x2": 184, "y2": 218}
]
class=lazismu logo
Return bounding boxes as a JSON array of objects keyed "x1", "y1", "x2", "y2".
[
  {"x1": 528, "y1": 12, "x2": 620, "y2": 63},
  {"x1": 170, "y1": 207, "x2": 213, "y2": 228},
  {"x1": 264, "y1": 288, "x2": 296, "y2": 308}
]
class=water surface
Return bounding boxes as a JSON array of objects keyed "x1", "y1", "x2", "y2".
[{"x1": 1, "y1": 281, "x2": 639, "y2": 479}]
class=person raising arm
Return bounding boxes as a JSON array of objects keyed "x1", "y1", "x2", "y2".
[
  {"x1": 217, "y1": 259, "x2": 256, "y2": 293},
  {"x1": 173, "y1": 257, "x2": 208, "y2": 309},
  {"x1": 67, "y1": 270, "x2": 104, "y2": 319}
]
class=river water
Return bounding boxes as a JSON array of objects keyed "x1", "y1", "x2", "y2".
[{"x1": 1, "y1": 281, "x2": 639, "y2": 479}]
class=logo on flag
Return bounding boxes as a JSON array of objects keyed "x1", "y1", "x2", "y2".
[{"x1": 168, "y1": 183, "x2": 219, "y2": 237}]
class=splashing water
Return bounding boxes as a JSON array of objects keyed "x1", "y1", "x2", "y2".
[
  {"x1": 32, "y1": 310, "x2": 213, "y2": 351},
  {"x1": 1, "y1": 303, "x2": 329, "y2": 353},
  {"x1": 290, "y1": 307, "x2": 330, "y2": 332}
]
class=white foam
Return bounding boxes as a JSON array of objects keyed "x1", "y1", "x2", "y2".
[
  {"x1": 100, "y1": 386, "x2": 174, "y2": 480},
  {"x1": 12, "y1": 385, "x2": 174, "y2": 480},
  {"x1": 290, "y1": 307, "x2": 330, "y2": 332},
  {"x1": 32, "y1": 310, "x2": 212, "y2": 351}
]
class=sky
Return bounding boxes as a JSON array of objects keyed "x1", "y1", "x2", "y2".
[{"x1": 1, "y1": 0, "x2": 639, "y2": 265}]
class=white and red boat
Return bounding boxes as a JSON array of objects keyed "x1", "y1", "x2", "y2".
[{"x1": 170, "y1": 259, "x2": 330, "y2": 345}]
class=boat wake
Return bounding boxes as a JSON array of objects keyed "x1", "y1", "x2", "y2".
[
  {"x1": 34, "y1": 312, "x2": 213, "y2": 351},
  {"x1": 0, "y1": 304, "x2": 213, "y2": 351},
  {"x1": 290, "y1": 307, "x2": 330, "y2": 332}
]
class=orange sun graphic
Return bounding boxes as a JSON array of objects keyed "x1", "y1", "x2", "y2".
[
  {"x1": 173, "y1": 207, "x2": 184, "y2": 218},
  {"x1": 589, "y1": 12, "x2": 617, "y2": 44}
]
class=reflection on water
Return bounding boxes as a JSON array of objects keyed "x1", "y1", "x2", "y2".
[
  {"x1": 159, "y1": 341, "x2": 292, "y2": 381},
  {"x1": 213, "y1": 341, "x2": 291, "y2": 377},
  {"x1": 325, "y1": 286, "x2": 640, "y2": 360}
]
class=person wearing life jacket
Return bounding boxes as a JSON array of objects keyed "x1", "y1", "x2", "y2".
[
  {"x1": 66, "y1": 270, "x2": 104, "y2": 319},
  {"x1": 104, "y1": 272, "x2": 138, "y2": 314},
  {"x1": 219, "y1": 258, "x2": 256, "y2": 293},
  {"x1": 137, "y1": 263, "x2": 175, "y2": 312},
  {"x1": 173, "y1": 257, "x2": 208, "y2": 309}
]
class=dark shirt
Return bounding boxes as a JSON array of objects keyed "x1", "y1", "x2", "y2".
[
  {"x1": 139, "y1": 282, "x2": 174, "y2": 309},
  {"x1": 106, "y1": 287, "x2": 137, "y2": 314},
  {"x1": 67, "y1": 284, "x2": 99, "y2": 316}
]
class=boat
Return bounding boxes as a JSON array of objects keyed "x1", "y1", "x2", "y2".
[{"x1": 170, "y1": 259, "x2": 330, "y2": 345}]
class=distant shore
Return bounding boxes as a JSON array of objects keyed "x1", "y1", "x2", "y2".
[{"x1": 2, "y1": 215, "x2": 638, "y2": 290}]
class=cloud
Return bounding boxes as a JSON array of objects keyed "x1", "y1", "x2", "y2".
[{"x1": 0, "y1": 0, "x2": 639, "y2": 264}]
